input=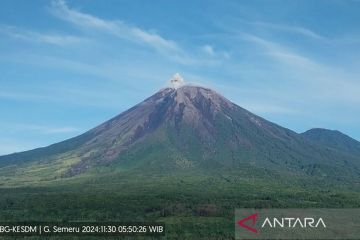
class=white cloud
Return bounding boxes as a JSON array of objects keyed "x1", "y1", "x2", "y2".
[
  {"x1": 0, "y1": 25, "x2": 85, "y2": 46},
  {"x1": 131, "y1": 27, "x2": 179, "y2": 52},
  {"x1": 201, "y1": 44, "x2": 230, "y2": 59},
  {"x1": 49, "y1": 0, "x2": 229, "y2": 66},
  {"x1": 242, "y1": 34, "x2": 319, "y2": 70},
  {"x1": 50, "y1": 0, "x2": 180, "y2": 53},
  {"x1": 13, "y1": 124, "x2": 80, "y2": 134},
  {"x1": 51, "y1": 0, "x2": 120, "y2": 31},
  {"x1": 241, "y1": 33, "x2": 360, "y2": 105},
  {"x1": 0, "y1": 91, "x2": 46, "y2": 101},
  {"x1": 202, "y1": 44, "x2": 215, "y2": 55},
  {"x1": 240, "y1": 20, "x2": 360, "y2": 46},
  {"x1": 249, "y1": 21, "x2": 325, "y2": 40}
]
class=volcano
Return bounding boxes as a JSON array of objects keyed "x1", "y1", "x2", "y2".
[{"x1": 0, "y1": 75, "x2": 359, "y2": 183}]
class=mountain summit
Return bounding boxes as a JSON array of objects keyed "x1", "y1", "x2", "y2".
[{"x1": 0, "y1": 78, "x2": 359, "y2": 182}]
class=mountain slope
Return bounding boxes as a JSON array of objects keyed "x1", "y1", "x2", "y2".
[
  {"x1": 0, "y1": 85, "x2": 359, "y2": 184},
  {"x1": 302, "y1": 128, "x2": 360, "y2": 155}
]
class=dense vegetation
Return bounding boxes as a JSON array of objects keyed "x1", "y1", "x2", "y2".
[{"x1": 0, "y1": 169, "x2": 359, "y2": 239}]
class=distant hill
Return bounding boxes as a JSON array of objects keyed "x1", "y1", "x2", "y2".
[{"x1": 301, "y1": 128, "x2": 360, "y2": 155}]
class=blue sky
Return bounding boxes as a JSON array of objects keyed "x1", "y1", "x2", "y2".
[{"x1": 1, "y1": 0, "x2": 360, "y2": 155}]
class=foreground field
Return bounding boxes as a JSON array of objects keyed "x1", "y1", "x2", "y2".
[{"x1": 0, "y1": 171, "x2": 359, "y2": 239}]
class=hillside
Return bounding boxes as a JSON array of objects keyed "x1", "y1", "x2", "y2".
[{"x1": 302, "y1": 128, "x2": 360, "y2": 155}]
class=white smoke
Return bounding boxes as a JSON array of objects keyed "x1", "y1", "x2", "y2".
[{"x1": 170, "y1": 73, "x2": 185, "y2": 89}]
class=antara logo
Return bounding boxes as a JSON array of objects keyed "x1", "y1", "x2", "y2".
[
  {"x1": 237, "y1": 213, "x2": 258, "y2": 233},
  {"x1": 237, "y1": 214, "x2": 326, "y2": 234}
]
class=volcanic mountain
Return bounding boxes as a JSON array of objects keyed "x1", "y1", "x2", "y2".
[{"x1": 0, "y1": 78, "x2": 359, "y2": 184}]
